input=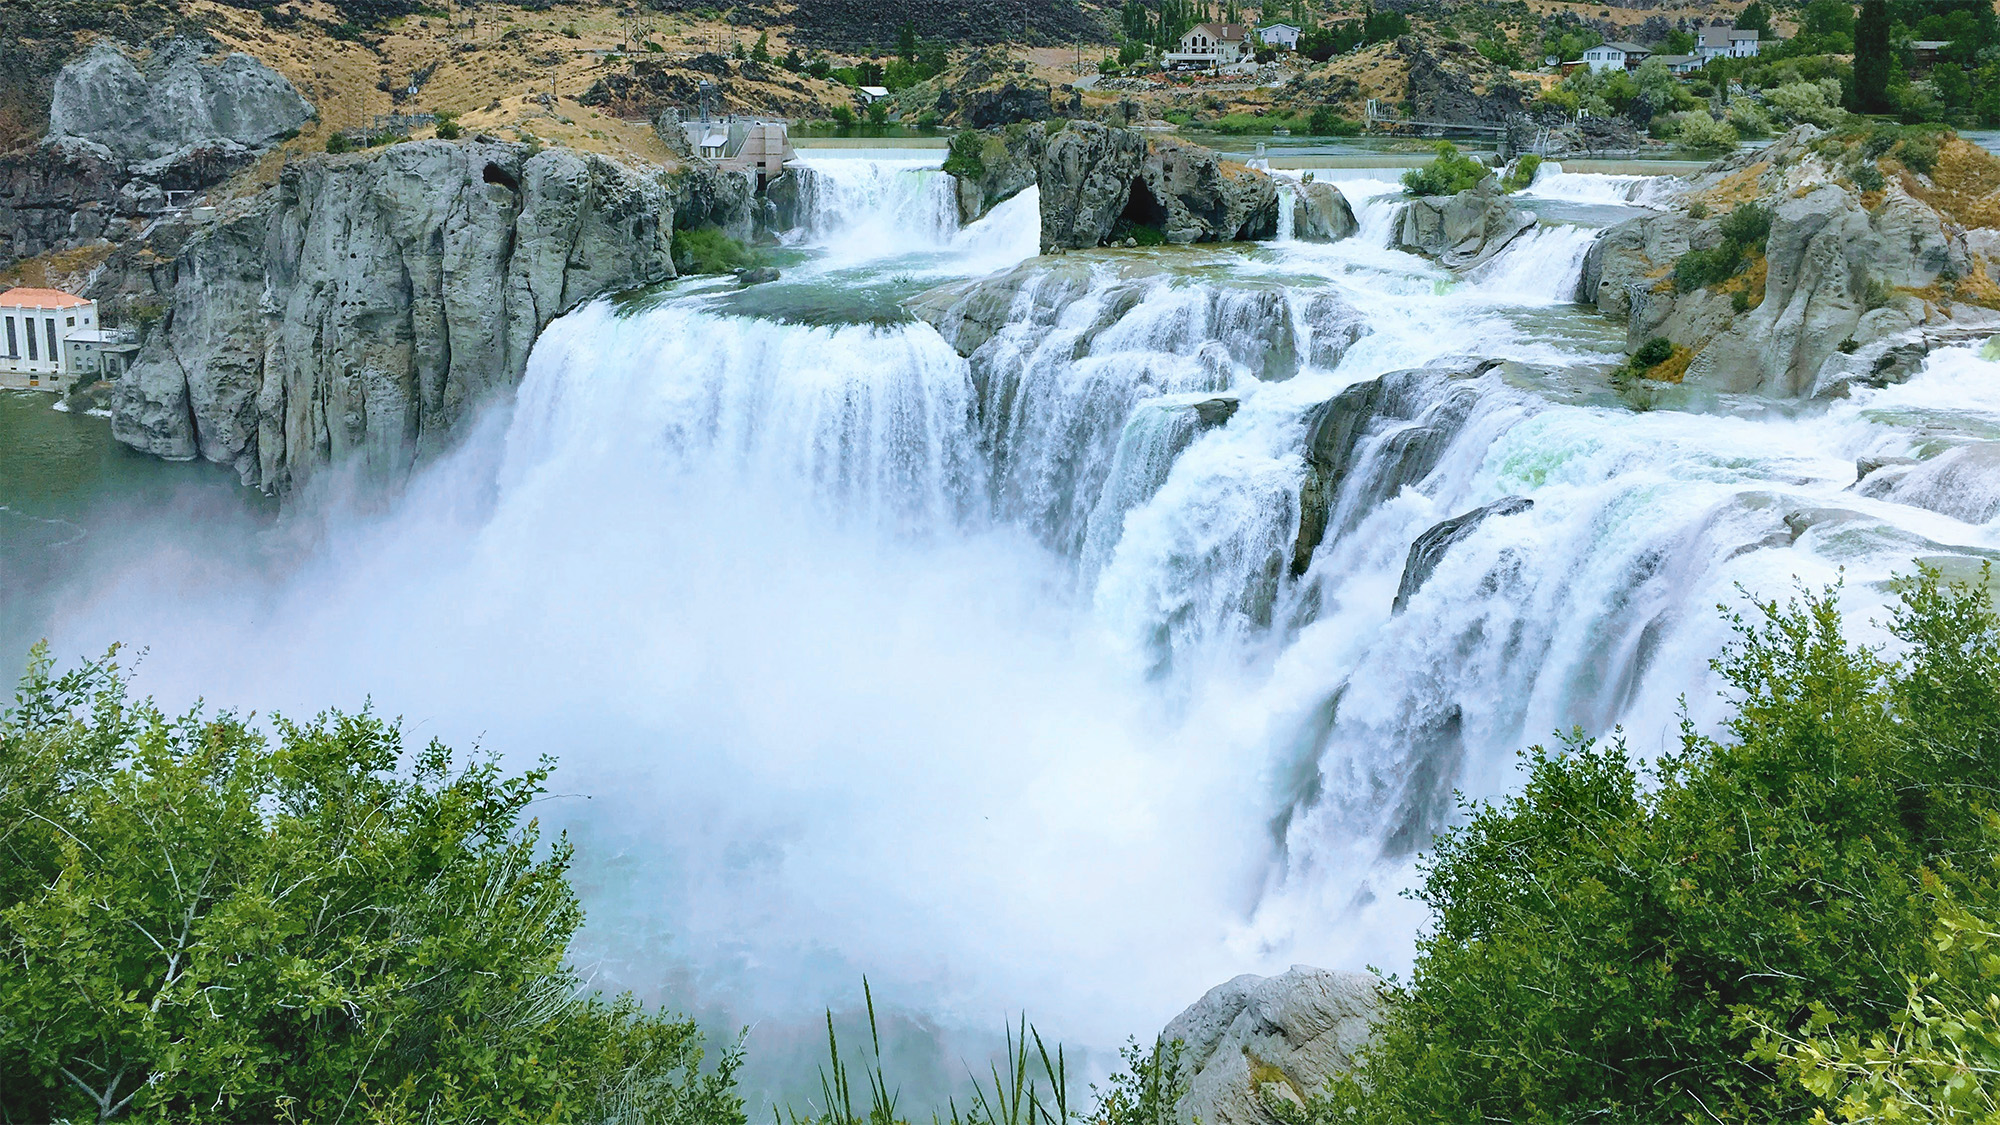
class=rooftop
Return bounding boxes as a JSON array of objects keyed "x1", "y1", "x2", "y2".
[
  {"x1": 1191, "y1": 23, "x2": 1248, "y2": 41},
  {"x1": 0, "y1": 287, "x2": 90, "y2": 309}
]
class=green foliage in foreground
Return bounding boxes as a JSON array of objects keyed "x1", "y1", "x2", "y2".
[
  {"x1": 1500, "y1": 154, "x2": 1541, "y2": 194},
  {"x1": 1300, "y1": 570, "x2": 2000, "y2": 1122},
  {"x1": 942, "y1": 130, "x2": 986, "y2": 180},
  {"x1": 1400, "y1": 142, "x2": 1489, "y2": 198},
  {"x1": 673, "y1": 227, "x2": 760, "y2": 275},
  {"x1": 0, "y1": 647, "x2": 745, "y2": 1124}
]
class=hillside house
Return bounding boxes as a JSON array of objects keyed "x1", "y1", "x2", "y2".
[
  {"x1": 0, "y1": 288, "x2": 98, "y2": 391},
  {"x1": 1696, "y1": 25, "x2": 1761, "y2": 60},
  {"x1": 1258, "y1": 23, "x2": 1301, "y2": 50},
  {"x1": 1655, "y1": 53, "x2": 1704, "y2": 74},
  {"x1": 1581, "y1": 42, "x2": 1651, "y2": 72},
  {"x1": 1166, "y1": 23, "x2": 1249, "y2": 68}
]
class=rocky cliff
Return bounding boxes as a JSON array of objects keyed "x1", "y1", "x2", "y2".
[
  {"x1": 1582, "y1": 125, "x2": 2000, "y2": 397},
  {"x1": 111, "y1": 140, "x2": 676, "y2": 494},
  {"x1": 1162, "y1": 966, "x2": 1383, "y2": 1125},
  {"x1": 2, "y1": 37, "x2": 314, "y2": 266},
  {"x1": 1037, "y1": 123, "x2": 1281, "y2": 254}
]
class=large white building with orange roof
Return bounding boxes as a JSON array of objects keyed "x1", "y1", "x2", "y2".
[{"x1": 0, "y1": 287, "x2": 100, "y2": 390}]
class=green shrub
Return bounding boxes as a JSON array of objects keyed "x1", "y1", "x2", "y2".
[
  {"x1": 1726, "y1": 95, "x2": 1775, "y2": 138},
  {"x1": 1864, "y1": 276, "x2": 1897, "y2": 310},
  {"x1": 1500, "y1": 153, "x2": 1541, "y2": 193},
  {"x1": 941, "y1": 129, "x2": 986, "y2": 178},
  {"x1": 1401, "y1": 142, "x2": 1489, "y2": 197},
  {"x1": 1732, "y1": 288, "x2": 1753, "y2": 312},
  {"x1": 1673, "y1": 110, "x2": 1739, "y2": 153},
  {"x1": 1674, "y1": 243, "x2": 1745, "y2": 291},
  {"x1": 1718, "y1": 201, "x2": 1773, "y2": 249},
  {"x1": 1300, "y1": 570, "x2": 2000, "y2": 1122},
  {"x1": 830, "y1": 104, "x2": 855, "y2": 128},
  {"x1": 0, "y1": 646, "x2": 747, "y2": 1124},
  {"x1": 866, "y1": 99, "x2": 889, "y2": 125},
  {"x1": 1851, "y1": 160, "x2": 1885, "y2": 191},
  {"x1": 1898, "y1": 132, "x2": 1940, "y2": 175},
  {"x1": 1687, "y1": 200, "x2": 1710, "y2": 219},
  {"x1": 1308, "y1": 105, "x2": 1362, "y2": 136},
  {"x1": 325, "y1": 132, "x2": 353, "y2": 153},
  {"x1": 672, "y1": 226, "x2": 758, "y2": 274},
  {"x1": 1766, "y1": 78, "x2": 1848, "y2": 128},
  {"x1": 1631, "y1": 336, "x2": 1674, "y2": 367},
  {"x1": 435, "y1": 112, "x2": 461, "y2": 140}
]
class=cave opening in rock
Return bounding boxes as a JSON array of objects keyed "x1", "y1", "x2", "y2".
[
  {"x1": 483, "y1": 163, "x2": 520, "y2": 193},
  {"x1": 1117, "y1": 176, "x2": 1168, "y2": 241}
]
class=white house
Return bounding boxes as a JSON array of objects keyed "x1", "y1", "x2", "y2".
[
  {"x1": 1165, "y1": 23, "x2": 1249, "y2": 68},
  {"x1": 1655, "y1": 53, "x2": 1705, "y2": 74},
  {"x1": 0, "y1": 287, "x2": 98, "y2": 391},
  {"x1": 857, "y1": 85, "x2": 891, "y2": 103},
  {"x1": 1696, "y1": 25, "x2": 1760, "y2": 60},
  {"x1": 1580, "y1": 42, "x2": 1651, "y2": 72},
  {"x1": 1258, "y1": 23, "x2": 1301, "y2": 51}
]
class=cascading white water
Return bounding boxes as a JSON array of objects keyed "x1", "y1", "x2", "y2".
[
  {"x1": 1465, "y1": 222, "x2": 1601, "y2": 303},
  {"x1": 1524, "y1": 166, "x2": 1678, "y2": 208},
  {"x1": 27, "y1": 152, "x2": 2000, "y2": 1105}
]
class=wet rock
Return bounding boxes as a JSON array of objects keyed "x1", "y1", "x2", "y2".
[
  {"x1": 1393, "y1": 178, "x2": 1534, "y2": 269},
  {"x1": 1393, "y1": 496, "x2": 1534, "y2": 612},
  {"x1": 1292, "y1": 181, "x2": 1357, "y2": 243},
  {"x1": 736, "y1": 265, "x2": 780, "y2": 286},
  {"x1": 113, "y1": 140, "x2": 676, "y2": 494},
  {"x1": 1855, "y1": 442, "x2": 2000, "y2": 525},
  {"x1": 1037, "y1": 122, "x2": 1280, "y2": 254},
  {"x1": 1163, "y1": 966, "x2": 1383, "y2": 1125},
  {"x1": 1292, "y1": 361, "x2": 1492, "y2": 575}
]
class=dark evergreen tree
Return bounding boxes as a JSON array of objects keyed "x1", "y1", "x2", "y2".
[{"x1": 1855, "y1": 0, "x2": 1891, "y2": 113}]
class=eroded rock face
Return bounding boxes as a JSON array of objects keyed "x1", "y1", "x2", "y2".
[
  {"x1": 1163, "y1": 966, "x2": 1383, "y2": 1125},
  {"x1": 1037, "y1": 122, "x2": 1280, "y2": 254},
  {"x1": 1393, "y1": 178, "x2": 1534, "y2": 269},
  {"x1": 49, "y1": 38, "x2": 313, "y2": 169},
  {"x1": 111, "y1": 140, "x2": 675, "y2": 494},
  {"x1": 1394, "y1": 495, "x2": 1534, "y2": 612}
]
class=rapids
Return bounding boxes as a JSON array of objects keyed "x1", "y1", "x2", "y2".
[{"x1": 14, "y1": 149, "x2": 2000, "y2": 1101}]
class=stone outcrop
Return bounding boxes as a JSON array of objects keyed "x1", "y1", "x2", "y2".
[
  {"x1": 936, "y1": 54, "x2": 1056, "y2": 129},
  {"x1": 1292, "y1": 181, "x2": 1357, "y2": 243},
  {"x1": 1162, "y1": 966, "x2": 1383, "y2": 1125},
  {"x1": 111, "y1": 140, "x2": 676, "y2": 494},
  {"x1": 2, "y1": 37, "x2": 314, "y2": 266},
  {"x1": 1586, "y1": 125, "x2": 2000, "y2": 397},
  {"x1": 1393, "y1": 496, "x2": 1533, "y2": 612},
  {"x1": 1292, "y1": 360, "x2": 1495, "y2": 576},
  {"x1": 1038, "y1": 122, "x2": 1280, "y2": 254},
  {"x1": 50, "y1": 38, "x2": 313, "y2": 170},
  {"x1": 946, "y1": 122, "x2": 1048, "y2": 225},
  {"x1": 1393, "y1": 178, "x2": 1535, "y2": 269}
]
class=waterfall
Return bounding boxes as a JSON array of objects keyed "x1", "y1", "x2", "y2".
[
  {"x1": 1466, "y1": 223, "x2": 1601, "y2": 303},
  {"x1": 31, "y1": 152, "x2": 2000, "y2": 1077},
  {"x1": 783, "y1": 154, "x2": 961, "y2": 257},
  {"x1": 1522, "y1": 167, "x2": 1676, "y2": 209}
]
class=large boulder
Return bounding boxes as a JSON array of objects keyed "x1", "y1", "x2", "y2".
[
  {"x1": 1292, "y1": 180, "x2": 1357, "y2": 243},
  {"x1": 1393, "y1": 177, "x2": 1535, "y2": 269},
  {"x1": 112, "y1": 140, "x2": 676, "y2": 494},
  {"x1": 1163, "y1": 966, "x2": 1383, "y2": 1125},
  {"x1": 1037, "y1": 122, "x2": 1280, "y2": 254},
  {"x1": 936, "y1": 52, "x2": 1055, "y2": 128},
  {"x1": 49, "y1": 38, "x2": 314, "y2": 170}
]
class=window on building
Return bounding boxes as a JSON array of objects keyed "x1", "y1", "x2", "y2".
[
  {"x1": 25, "y1": 318, "x2": 37, "y2": 361},
  {"x1": 66, "y1": 316, "x2": 75, "y2": 327},
  {"x1": 46, "y1": 319, "x2": 57, "y2": 364},
  {"x1": 5, "y1": 316, "x2": 16, "y2": 359}
]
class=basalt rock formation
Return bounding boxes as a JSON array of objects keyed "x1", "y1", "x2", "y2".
[
  {"x1": 1582, "y1": 125, "x2": 2000, "y2": 397},
  {"x1": 948, "y1": 122, "x2": 1049, "y2": 225},
  {"x1": 1, "y1": 37, "x2": 313, "y2": 265},
  {"x1": 1393, "y1": 177, "x2": 1535, "y2": 269},
  {"x1": 1293, "y1": 181, "x2": 1358, "y2": 243},
  {"x1": 1163, "y1": 966, "x2": 1383, "y2": 1125},
  {"x1": 111, "y1": 140, "x2": 675, "y2": 494},
  {"x1": 1037, "y1": 122, "x2": 1282, "y2": 254}
]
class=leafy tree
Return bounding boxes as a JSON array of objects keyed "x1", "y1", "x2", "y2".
[
  {"x1": 0, "y1": 645, "x2": 746, "y2": 1123},
  {"x1": 896, "y1": 20, "x2": 917, "y2": 62},
  {"x1": 1297, "y1": 570, "x2": 2000, "y2": 1122},
  {"x1": 1736, "y1": 1, "x2": 1771, "y2": 33},
  {"x1": 752, "y1": 31, "x2": 771, "y2": 64}
]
